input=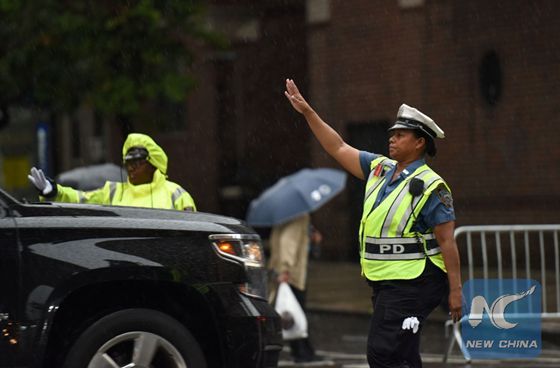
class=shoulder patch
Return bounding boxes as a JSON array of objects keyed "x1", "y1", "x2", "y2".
[{"x1": 436, "y1": 188, "x2": 453, "y2": 209}]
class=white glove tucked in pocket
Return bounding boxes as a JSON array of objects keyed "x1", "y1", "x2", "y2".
[{"x1": 401, "y1": 316, "x2": 420, "y2": 334}]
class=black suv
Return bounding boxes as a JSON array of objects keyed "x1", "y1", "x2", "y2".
[{"x1": 0, "y1": 188, "x2": 282, "y2": 368}]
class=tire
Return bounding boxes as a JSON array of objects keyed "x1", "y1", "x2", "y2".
[{"x1": 62, "y1": 308, "x2": 207, "y2": 368}]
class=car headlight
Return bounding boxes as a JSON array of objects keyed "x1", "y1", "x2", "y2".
[{"x1": 209, "y1": 234, "x2": 267, "y2": 298}]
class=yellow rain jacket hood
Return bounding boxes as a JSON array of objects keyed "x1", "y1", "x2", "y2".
[
  {"x1": 40, "y1": 132, "x2": 196, "y2": 211},
  {"x1": 122, "y1": 133, "x2": 168, "y2": 175}
]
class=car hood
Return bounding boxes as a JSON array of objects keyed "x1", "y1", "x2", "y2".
[{"x1": 13, "y1": 201, "x2": 252, "y2": 234}]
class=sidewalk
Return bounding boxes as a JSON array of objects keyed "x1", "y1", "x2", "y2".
[
  {"x1": 306, "y1": 260, "x2": 448, "y2": 320},
  {"x1": 306, "y1": 260, "x2": 372, "y2": 315}
]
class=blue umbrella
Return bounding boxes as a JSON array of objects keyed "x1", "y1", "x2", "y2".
[{"x1": 246, "y1": 168, "x2": 347, "y2": 227}]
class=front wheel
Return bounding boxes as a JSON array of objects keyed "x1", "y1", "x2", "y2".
[{"x1": 62, "y1": 308, "x2": 207, "y2": 368}]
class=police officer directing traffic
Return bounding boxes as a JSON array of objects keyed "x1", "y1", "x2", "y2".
[
  {"x1": 28, "y1": 133, "x2": 196, "y2": 211},
  {"x1": 284, "y1": 78, "x2": 462, "y2": 367}
]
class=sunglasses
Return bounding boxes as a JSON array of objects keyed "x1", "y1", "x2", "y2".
[{"x1": 124, "y1": 158, "x2": 148, "y2": 170}]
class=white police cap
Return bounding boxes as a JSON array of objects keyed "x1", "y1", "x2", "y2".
[{"x1": 388, "y1": 104, "x2": 445, "y2": 139}]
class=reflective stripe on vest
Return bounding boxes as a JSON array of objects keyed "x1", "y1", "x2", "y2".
[
  {"x1": 171, "y1": 187, "x2": 186, "y2": 209},
  {"x1": 109, "y1": 182, "x2": 117, "y2": 204},
  {"x1": 359, "y1": 157, "x2": 393, "y2": 243},
  {"x1": 364, "y1": 158, "x2": 393, "y2": 202},
  {"x1": 365, "y1": 233, "x2": 435, "y2": 244},
  {"x1": 380, "y1": 170, "x2": 443, "y2": 237},
  {"x1": 78, "y1": 191, "x2": 87, "y2": 204},
  {"x1": 364, "y1": 237, "x2": 441, "y2": 260}
]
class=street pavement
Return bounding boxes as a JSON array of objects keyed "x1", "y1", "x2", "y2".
[{"x1": 276, "y1": 260, "x2": 560, "y2": 368}]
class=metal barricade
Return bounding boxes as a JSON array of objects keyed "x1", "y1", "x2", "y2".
[{"x1": 443, "y1": 224, "x2": 560, "y2": 362}]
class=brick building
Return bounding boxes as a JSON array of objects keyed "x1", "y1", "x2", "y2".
[
  {"x1": 168, "y1": 0, "x2": 559, "y2": 260},
  {"x1": 5, "y1": 0, "x2": 559, "y2": 260}
]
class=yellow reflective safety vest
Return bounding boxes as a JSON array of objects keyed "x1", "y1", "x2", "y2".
[
  {"x1": 359, "y1": 156, "x2": 448, "y2": 281},
  {"x1": 53, "y1": 169, "x2": 196, "y2": 211}
]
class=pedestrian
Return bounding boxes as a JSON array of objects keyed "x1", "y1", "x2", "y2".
[
  {"x1": 268, "y1": 213, "x2": 324, "y2": 364},
  {"x1": 284, "y1": 78, "x2": 462, "y2": 367},
  {"x1": 28, "y1": 133, "x2": 196, "y2": 211}
]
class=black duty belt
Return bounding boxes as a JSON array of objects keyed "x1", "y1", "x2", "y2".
[{"x1": 364, "y1": 236, "x2": 441, "y2": 260}]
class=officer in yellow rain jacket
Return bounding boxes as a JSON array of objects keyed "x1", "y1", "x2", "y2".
[
  {"x1": 28, "y1": 133, "x2": 196, "y2": 211},
  {"x1": 284, "y1": 78, "x2": 462, "y2": 368}
]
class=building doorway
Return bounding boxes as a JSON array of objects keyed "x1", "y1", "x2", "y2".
[{"x1": 346, "y1": 121, "x2": 389, "y2": 261}]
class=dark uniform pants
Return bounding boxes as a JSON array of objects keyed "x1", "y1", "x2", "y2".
[{"x1": 367, "y1": 261, "x2": 448, "y2": 368}]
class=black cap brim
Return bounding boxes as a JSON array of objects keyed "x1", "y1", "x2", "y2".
[
  {"x1": 124, "y1": 147, "x2": 148, "y2": 161},
  {"x1": 388, "y1": 120, "x2": 437, "y2": 139}
]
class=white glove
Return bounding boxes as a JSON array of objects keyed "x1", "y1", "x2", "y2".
[
  {"x1": 401, "y1": 316, "x2": 420, "y2": 334},
  {"x1": 28, "y1": 167, "x2": 54, "y2": 196}
]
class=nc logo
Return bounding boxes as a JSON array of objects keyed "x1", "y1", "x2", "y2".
[{"x1": 468, "y1": 285, "x2": 536, "y2": 329}]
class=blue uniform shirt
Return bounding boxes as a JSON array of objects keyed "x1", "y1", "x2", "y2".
[{"x1": 359, "y1": 151, "x2": 455, "y2": 232}]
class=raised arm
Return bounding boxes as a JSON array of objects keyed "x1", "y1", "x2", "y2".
[{"x1": 284, "y1": 79, "x2": 365, "y2": 179}]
